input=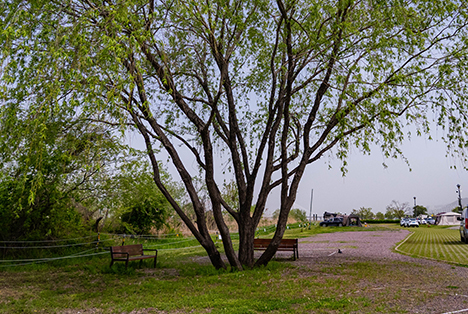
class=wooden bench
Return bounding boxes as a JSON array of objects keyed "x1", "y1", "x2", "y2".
[
  {"x1": 110, "y1": 244, "x2": 157, "y2": 269},
  {"x1": 253, "y1": 238, "x2": 299, "y2": 260}
]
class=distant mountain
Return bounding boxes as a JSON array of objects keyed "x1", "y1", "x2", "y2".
[{"x1": 431, "y1": 197, "x2": 468, "y2": 213}]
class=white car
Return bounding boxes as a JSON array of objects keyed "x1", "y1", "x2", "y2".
[
  {"x1": 407, "y1": 218, "x2": 419, "y2": 228},
  {"x1": 400, "y1": 218, "x2": 408, "y2": 227}
]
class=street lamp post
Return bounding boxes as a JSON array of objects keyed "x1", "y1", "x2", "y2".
[{"x1": 457, "y1": 184, "x2": 462, "y2": 212}]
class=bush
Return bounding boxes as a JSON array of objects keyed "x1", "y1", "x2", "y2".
[
  {"x1": 0, "y1": 176, "x2": 85, "y2": 241},
  {"x1": 119, "y1": 199, "x2": 168, "y2": 235}
]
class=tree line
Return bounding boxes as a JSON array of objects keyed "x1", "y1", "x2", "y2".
[{"x1": 350, "y1": 200, "x2": 429, "y2": 220}]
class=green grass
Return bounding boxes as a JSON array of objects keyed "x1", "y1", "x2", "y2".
[
  {"x1": 395, "y1": 225, "x2": 468, "y2": 266},
  {"x1": 0, "y1": 259, "x2": 388, "y2": 313},
  {"x1": 0, "y1": 253, "x2": 453, "y2": 314},
  {"x1": 1, "y1": 224, "x2": 468, "y2": 313},
  {"x1": 259, "y1": 222, "x2": 393, "y2": 239}
]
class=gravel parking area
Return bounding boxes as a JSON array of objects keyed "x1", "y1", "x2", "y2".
[
  {"x1": 296, "y1": 229, "x2": 411, "y2": 261},
  {"x1": 268, "y1": 229, "x2": 468, "y2": 314}
]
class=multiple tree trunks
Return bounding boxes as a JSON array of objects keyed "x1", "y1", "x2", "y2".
[
  {"x1": 253, "y1": 238, "x2": 299, "y2": 260},
  {"x1": 109, "y1": 244, "x2": 157, "y2": 269}
]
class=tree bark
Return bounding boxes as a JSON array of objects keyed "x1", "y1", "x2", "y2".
[{"x1": 237, "y1": 212, "x2": 255, "y2": 267}]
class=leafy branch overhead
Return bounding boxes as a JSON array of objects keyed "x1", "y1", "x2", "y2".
[{"x1": 1, "y1": 0, "x2": 468, "y2": 269}]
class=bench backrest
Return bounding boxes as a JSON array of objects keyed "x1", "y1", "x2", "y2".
[
  {"x1": 111, "y1": 244, "x2": 143, "y2": 258},
  {"x1": 253, "y1": 238, "x2": 297, "y2": 249}
]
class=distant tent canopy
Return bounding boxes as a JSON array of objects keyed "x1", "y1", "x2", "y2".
[
  {"x1": 343, "y1": 214, "x2": 362, "y2": 227},
  {"x1": 436, "y1": 212, "x2": 461, "y2": 226}
]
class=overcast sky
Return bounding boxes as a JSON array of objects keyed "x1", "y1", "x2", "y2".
[{"x1": 284, "y1": 135, "x2": 468, "y2": 217}]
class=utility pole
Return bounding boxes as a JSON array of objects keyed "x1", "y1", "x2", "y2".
[{"x1": 309, "y1": 189, "x2": 314, "y2": 223}]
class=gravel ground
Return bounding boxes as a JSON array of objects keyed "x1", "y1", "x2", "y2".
[{"x1": 266, "y1": 229, "x2": 468, "y2": 314}]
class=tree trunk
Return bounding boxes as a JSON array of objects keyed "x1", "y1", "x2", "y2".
[
  {"x1": 203, "y1": 240, "x2": 226, "y2": 270},
  {"x1": 237, "y1": 211, "x2": 256, "y2": 267},
  {"x1": 210, "y1": 196, "x2": 243, "y2": 270}
]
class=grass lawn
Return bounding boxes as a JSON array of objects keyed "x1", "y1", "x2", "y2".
[
  {"x1": 1, "y1": 224, "x2": 468, "y2": 313},
  {"x1": 395, "y1": 225, "x2": 468, "y2": 266}
]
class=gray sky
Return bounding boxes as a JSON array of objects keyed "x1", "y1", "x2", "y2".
[{"x1": 282, "y1": 135, "x2": 468, "y2": 216}]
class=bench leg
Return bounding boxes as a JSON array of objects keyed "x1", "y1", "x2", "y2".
[
  {"x1": 125, "y1": 259, "x2": 129, "y2": 269},
  {"x1": 110, "y1": 260, "x2": 114, "y2": 268}
]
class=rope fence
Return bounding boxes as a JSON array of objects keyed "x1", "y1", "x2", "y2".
[
  {"x1": 0, "y1": 238, "x2": 115, "y2": 249},
  {"x1": 0, "y1": 251, "x2": 110, "y2": 268},
  {"x1": 0, "y1": 223, "x2": 308, "y2": 268},
  {"x1": 0, "y1": 235, "x2": 97, "y2": 243}
]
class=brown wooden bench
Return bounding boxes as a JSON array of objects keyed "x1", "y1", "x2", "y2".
[
  {"x1": 253, "y1": 238, "x2": 299, "y2": 260},
  {"x1": 110, "y1": 244, "x2": 157, "y2": 269}
]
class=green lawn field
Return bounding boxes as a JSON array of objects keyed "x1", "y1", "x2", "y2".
[
  {"x1": 2, "y1": 224, "x2": 468, "y2": 313},
  {"x1": 395, "y1": 225, "x2": 468, "y2": 266}
]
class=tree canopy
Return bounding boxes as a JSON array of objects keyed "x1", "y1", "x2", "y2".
[
  {"x1": 413, "y1": 205, "x2": 428, "y2": 217},
  {"x1": 385, "y1": 200, "x2": 411, "y2": 219},
  {"x1": 2, "y1": 0, "x2": 468, "y2": 269},
  {"x1": 351, "y1": 207, "x2": 374, "y2": 220}
]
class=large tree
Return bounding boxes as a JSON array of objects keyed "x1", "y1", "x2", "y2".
[
  {"x1": 0, "y1": 112, "x2": 125, "y2": 240},
  {"x1": 413, "y1": 205, "x2": 428, "y2": 217},
  {"x1": 385, "y1": 200, "x2": 411, "y2": 219},
  {"x1": 2, "y1": 0, "x2": 468, "y2": 269},
  {"x1": 351, "y1": 207, "x2": 374, "y2": 220}
]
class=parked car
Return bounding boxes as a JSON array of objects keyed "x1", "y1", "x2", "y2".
[
  {"x1": 400, "y1": 218, "x2": 408, "y2": 227},
  {"x1": 320, "y1": 217, "x2": 344, "y2": 227},
  {"x1": 426, "y1": 218, "x2": 436, "y2": 225},
  {"x1": 459, "y1": 208, "x2": 468, "y2": 243},
  {"x1": 420, "y1": 218, "x2": 427, "y2": 225},
  {"x1": 407, "y1": 218, "x2": 419, "y2": 227}
]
